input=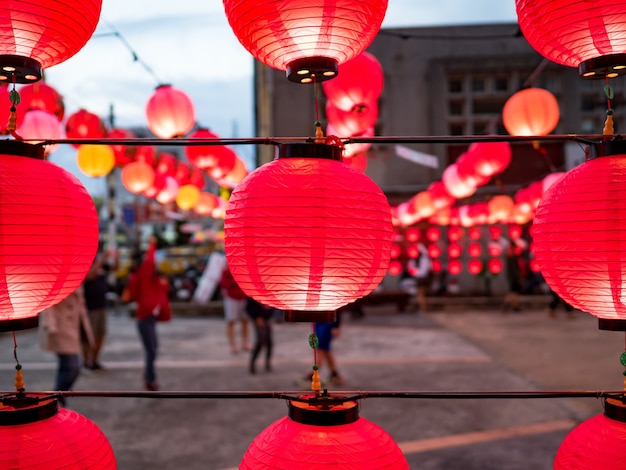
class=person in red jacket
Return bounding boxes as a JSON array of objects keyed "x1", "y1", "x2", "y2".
[
  {"x1": 127, "y1": 237, "x2": 171, "y2": 391},
  {"x1": 219, "y1": 264, "x2": 250, "y2": 354}
]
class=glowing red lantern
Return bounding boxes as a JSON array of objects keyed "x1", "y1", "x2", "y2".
[
  {"x1": 488, "y1": 258, "x2": 503, "y2": 274},
  {"x1": 406, "y1": 244, "x2": 419, "y2": 259},
  {"x1": 121, "y1": 161, "x2": 155, "y2": 194},
  {"x1": 174, "y1": 161, "x2": 191, "y2": 186},
  {"x1": 145, "y1": 84, "x2": 195, "y2": 139},
  {"x1": 431, "y1": 259, "x2": 442, "y2": 273},
  {"x1": 430, "y1": 207, "x2": 451, "y2": 226},
  {"x1": 188, "y1": 168, "x2": 206, "y2": 190},
  {"x1": 489, "y1": 225, "x2": 502, "y2": 241},
  {"x1": 134, "y1": 146, "x2": 157, "y2": 166},
  {"x1": 468, "y1": 259, "x2": 483, "y2": 275},
  {"x1": 508, "y1": 224, "x2": 523, "y2": 240},
  {"x1": 456, "y1": 152, "x2": 491, "y2": 187},
  {"x1": 467, "y1": 226, "x2": 482, "y2": 241},
  {"x1": 488, "y1": 195, "x2": 514, "y2": 222},
  {"x1": 516, "y1": 0, "x2": 626, "y2": 78},
  {"x1": 0, "y1": 141, "x2": 98, "y2": 331},
  {"x1": 554, "y1": 398, "x2": 626, "y2": 469},
  {"x1": 529, "y1": 258, "x2": 540, "y2": 273},
  {"x1": 0, "y1": 396, "x2": 115, "y2": 468},
  {"x1": 224, "y1": 1, "x2": 388, "y2": 83},
  {"x1": 18, "y1": 82, "x2": 65, "y2": 120},
  {"x1": 428, "y1": 181, "x2": 455, "y2": 210},
  {"x1": 76, "y1": 144, "x2": 115, "y2": 177},
  {"x1": 0, "y1": 1, "x2": 102, "y2": 83},
  {"x1": 468, "y1": 242, "x2": 482, "y2": 258},
  {"x1": 405, "y1": 227, "x2": 420, "y2": 243},
  {"x1": 207, "y1": 147, "x2": 237, "y2": 180},
  {"x1": 447, "y1": 226, "x2": 463, "y2": 242},
  {"x1": 448, "y1": 259, "x2": 462, "y2": 275},
  {"x1": 427, "y1": 244, "x2": 442, "y2": 259},
  {"x1": 342, "y1": 152, "x2": 368, "y2": 172},
  {"x1": 442, "y1": 163, "x2": 476, "y2": 199},
  {"x1": 448, "y1": 243, "x2": 462, "y2": 259},
  {"x1": 155, "y1": 152, "x2": 177, "y2": 177},
  {"x1": 156, "y1": 176, "x2": 180, "y2": 204},
  {"x1": 532, "y1": 146, "x2": 626, "y2": 326},
  {"x1": 107, "y1": 128, "x2": 135, "y2": 166},
  {"x1": 388, "y1": 260, "x2": 403, "y2": 276},
  {"x1": 143, "y1": 172, "x2": 166, "y2": 199},
  {"x1": 65, "y1": 109, "x2": 106, "y2": 149},
  {"x1": 225, "y1": 143, "x2": 392, "y2": 317},
  {"x1": 185, "y1": 129, "x2": 226, "y2": 169},
  {"x1": 411, "y1": 191, "x2": 436, "y2": 219},
  {"x1": 326, "y1": 100, "x2": 379, "y2": 136},
  {"x1": 390, "y1": 243, "x2": 401, "y2": 259},
  {"x1": 16, "y1": 109, "x2": 62, "y2": 155},
  {"x1": 503, "y1": 88, "x2": 560, "y2": 136},
  {"x1": 426, "y1": 226, "x2": 441, "y2": 242},
  {"x1": 241, "y1": 398, "x2": 408, "y2": 469},
  {"x1": 194, "y1": 192, "x2": 219, "y2": 216},
  {"x1": 466, "y1": 142, "x2": 512, "y2": 177},
  {"x1": 488, "y1": 241, "x2": 503, "y2": 257},
  {"x1": 323, "y1": 52, "x2": 384, "y2": 111}
]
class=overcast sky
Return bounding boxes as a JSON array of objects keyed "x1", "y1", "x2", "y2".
[{"x1": 43, "y1": 1, "x2": 518, "y2": 195}]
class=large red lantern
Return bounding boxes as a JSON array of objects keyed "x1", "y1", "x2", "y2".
[
  {"x1": 516, "y1": 0, "x2": 626, "y2": 78},
  {"x1": 0, "y1": 141, "x2": 98, "y2": 331},
  {"x1": 502, "y1": 88, "x2": 560, "y2": 136},
  {"x1": 554, "y1": 398, "x2": 626, "y2": 469},
  {"x1": 223, "y1": 0, "x2": 388, "y2": 83},
  {"x1": 65, "y1": 109, "x2": 106, "y2": 149},
  {"x1": 241, "y1": 399, "x2": 408, "y2": 469},
  {"x1": 145, "y1": 84, "x2": 195, "y2": 139},
  {"x1": 225, "y1": 143, "x2": 392, "y2": 319},
  {"x1": 0, "y1": 396, "x2": 116, "y2": 468},
  {"x1": 0, "y1": 1, "x2": 102, "y2": 83},
  {"x1": 326, "y1": 100, "x2": 379, "y2": 136},
  {"x1": 532, "y1": 143, "x2": 626, "y2": 328},
  {"x1": 323, "y1": 52, "x2": 385, "y2": 112}
]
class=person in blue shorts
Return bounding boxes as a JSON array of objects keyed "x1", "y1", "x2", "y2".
[{"x1": 301, "y1": 313, "x2": 343, "y2": 386}]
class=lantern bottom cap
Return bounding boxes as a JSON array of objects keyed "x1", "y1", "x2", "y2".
[
  {"x1": 286, "y1": 57, "x2": 338, "y2": 84},
  {"x1": 284, "y1": 310, "x2": 336, "y2": 323},
  {"x1": 604, "y1": 397, "x2": 626, "y2": 423},
  {"x1": 0, "y1": 315, "x2": 39, "y2": 333},
  {"x1": 0, "y1": 55, "x2": 42, "y2": 83},
  {"x1": 598, "y1": 318, "x2": 626, "y2": 331},
  {"x1": 579, "y1": 53, "x2": 626, "y2": 79}
]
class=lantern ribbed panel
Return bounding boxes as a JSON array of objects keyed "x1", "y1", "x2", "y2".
[
  {"x1": 0, "y1": 407, "x2": 116, "y2": 468},
  {"x1": 516, "y1": 0, "x2": 626, "y2": 67},
  {"x1": 532, "y1": 155, "x2": 626, "y2": 319},
  {"x1": 554, "y1": 414, "x2": 626, "y2": 469},
  {"x1": 0, "y1": 1, "x2": 102, "y2": 69},
  {"x1": 0, "y1": 155, "x2": 98, "y2": 323},
  {"x1": 241, "y1": 416, "x2": 408, "y2": 469},
  {"x1": 225, "y1": 158, "x2": 392, "y2": 311},
  {"x1": 502, "y1": 88, "x2": 559, "y2": 136},
  {"x1": 146, "y1": 85, "x2": 195, "y2": 139},
  {"x1": 223, "y1": 0, "x2": 388, "y2": 71}
]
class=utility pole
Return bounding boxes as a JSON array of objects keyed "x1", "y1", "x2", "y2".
[{"x1": 106, "y1": 103, "x2": 117, "y2": 251}]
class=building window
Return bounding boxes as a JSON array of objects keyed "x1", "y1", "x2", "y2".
[
  {"x1": 472, "y1": 77, "x2": 485, "y2": 92},
  {"x1": 448, "y1": 78, "x2": 463, "y2": 93},
  {"x1": 448, "y1": 101, "x2": 464, "y2": 115},
  {"x1": 473, "y1": 122, "x2": 490, "y2": 134},
  {"x1": 449, "y1": 123, "x2": 464, "y2": 135},
  {"x1": 473, "y1": 99, "x2": 507, "y2": 114},
  {"x1": 494, "y1": 76, "x2": 509, "y2": 92},
  {"x1": 580, "y1": 96, "x2": 596, "y2": 112}
]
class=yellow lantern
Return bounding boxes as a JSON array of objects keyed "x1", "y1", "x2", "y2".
[
  {"x1": 76, "y1": 144, "x2": 115, "y2": 177},
  {"x1": 175, "y1": 184, "x2": 200, "y2": 210}
]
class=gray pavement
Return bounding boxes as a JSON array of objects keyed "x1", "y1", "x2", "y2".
[{"x1": 1, "y1": 303, "x2": 623, "y2": 469}]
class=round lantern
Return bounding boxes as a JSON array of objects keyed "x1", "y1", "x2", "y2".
[
  {"x1": 532, "y1": 143, "x2": 626, "y2": 327},
  {"x1": 121, "y1": 161, "x2": 155, "y2": 194},
  {"x1": 466, "y1": 142, "x2": 512, "y2": 177},
  {"x1": 468, "y1": 259, "x2": 483, "y2": 275},
  {"x1": 488, "y1": 224, "x2": 502, "y2": 241},
  {"x1": 447, "y1": 243, "x2": 462, "y2": 259},
  {"x1": 134, "y1": 145, "x2": 157, "y2": 166},
  {"x1": 188, "y1": 168, "x2": 206, "y2": 190},
  {"x1": 241, "y1": 398, "x2": 408, "y2": 469},
  {"x1": 405, "y1": 227, "x2": 420, "y2": 243},
  {"x1": 411, "y1": 191, "x2": 436, "y2": 219},
  {"x1": 442, "y1": 163, "x2": 476, "y2": 199},
  {"x1": 76, "y1": 145, "x2": 115, "y2": 177},
  {"x1": 155, "y1": 152, "x2": 177, "y2": 177},
  {"x1": 427, "y1": 244, "x2": 442, "y2": 259},
  {"x1": 426, "y1": 226, "x2": 441, "y2": 242},
  {"x1": 218, "y1": 155, "x2": 249, "y2": 187},
  {"x1": 342, "y1": 152, "x2": 368, "y2": 173},
  {"x1": 488, "y1": 241, "x2": 503, "y2": 257},
  {"x1": 145, "y1": 84, "x2": 195, "y2": 139},
  {"x1": 207, "y1": 147, "x2": 237, "y2": 180},
  {"x1": 516, "y1": 0, "x2": 626, "y2": 78},
  {"x1": 431, "y1": 259, "x2": 442, "y2": 273},
  {"x1": 388, "y1": 260, "x2": 402, "y2": 276},
  {"x1": 326, "y1": 101, "x2": 379, "y2": 136},
  {"x1": 194, "y1": 192, "x2": 219, "y2": 216},
  {"x1": 0, "y1": 1, "x2": 102, "y2": 83},
  {"x1": 224, "y1": 143, "x2": 392, "y2": 319},
  {"x1": 107, "y1": 128, "x2": 135, "y2": 166},
  {"x1": 143, "y1": 172, "x2": 166, "y2": 199},
  {"x1": 488, "y1": 195, "x2": 514, "y2": 222},
  {"x1": 468, "y1": 242, "x2": 482, "y2": 258},
  {"x1": 0, "y1": 396, "x2": 116, "y2": 468},
  {"x1": 508, "y1": 224, "x2": 523, "y2": 240},
  {"x1": 428, "y1": 181, "x2": 455, "y2": 210},
  {"x1": 0, "y1": 141, "x2": 98, "y2": 331},
  {"x1": 406, "y1": 244, "x2": 418, "y2": 259},
  {"x1": 185, "y1": 129, "x2": 226, "y2": 169},
  {"x1": 448, "y1": 259, "x2": 462, "y2": 275},
  {"x1": 16, "y1": 109, "x2": 62, "y2": 155},
  {"x1": 65, "y1": 109, "x2": 106, "y2": 149},
  {"x1": 554, "y1": 398, "x2": 626, "y2": 469},
  {"x1": 175, "y1": 184, "x2": 201, "y2": 211},
  {"x1": 467, "y1": 226, "x2": 482, "y2": 241},
  {"x1": 502, "y1": 88, "x2": 560, "y2": 136},
  {"x1": 447, "y1": 226, "x2": 463, "y2": 242},
  {"x1": 389, "y1": 243, "x2": 401, "y2": 259},
  {"x1": 224, "y1": 0, "x2": 388, "y2": 83},
  {"x1": 156, "y1": 176, "x2": 180, "y2": 205},
  {"x1": 488, "y1": 258, "x2": 503, "y2": 274},
  {"x1": 323, "y1": 52, "x2": 385, "y2": 111},
  {"x1": 18, "y1": 82, "x2": 65, "y2": 120}
]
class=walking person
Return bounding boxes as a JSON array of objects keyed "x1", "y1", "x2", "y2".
[
  {"x1": 300, "y1": 311, "x2": 344, "y2": 387},
  {"x1": 503, "y1": 238, "x2": 528, "y2": 313},
  {"x1": 82, "y1": 248, "x2": 118, "y2": 371},
  {"x1": 39, "y1": 286, "x2": 94, "y2": 407},
  {"x1": 246, "y1": 297, "x2": 274, "y2": 374},
  {"x1": 219, "y1": 264, "x2": 250, "y2": 354},
  {"x1": 407, "y1": 242, "x2": 433, "y2": 312},
  {"x1": 126, "y1": 237, "x2": 171, "y2": 391},
  {"x1": 548, "y1": 288, "x2": 575, "y2": 319}
]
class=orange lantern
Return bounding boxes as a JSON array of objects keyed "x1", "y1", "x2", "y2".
[
  {"x1": 224, "y1": 0, "x2": 388, "y2": 83},
  {"x1": 412, "y1": 191, "x2": 436, "y2": 219},
  {"x1": 488, "y1": 195, "x2": 515, "y2": 222},
  {"x1": 121, "y1": 161, "x2": 155, "y2": 194},
  {"x1": 194, "y1": 192, "x2": 219, "y2": 216},
  {"x1": 175, "y1": 184, "x2": 201, "y2": 211},
  {"x1": 145, "y1": 84, "x2": 195, "y2": 139},
  {"x1": 502, "y1": 88, "x2": 560, "y2": 136},
  {"x1": 76, "y1": 145, "x2": 115, "y2": 177}
]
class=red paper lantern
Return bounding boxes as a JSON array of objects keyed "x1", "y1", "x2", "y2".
[
  {"x1": 411, "y1": 191, "x2": 436, "y2": 219},
  {"x1": 427, "y1": 244, "x2": 442, "y2": 259},
  {"x1": 405, "y1": 227, "x2": 420, "y2": 243},
  {"x1": 468, "y1": 259, "x2": 483, "y2": 275},
  {"x1": 121, "y1": 161, "x2": 155, "y2": 194},
  {"x1": 145, "y1": 84, "x2": 195, "y2": 139},
  {"x1": 442, "y1": 163, "x2": 476, "y2": 199},
  {"x1": 468, "y1": 242, "x2": 482, "y2": 258},
  {"x1": 532, "y1": 148, "x2": 626, "y2": 325},
  {"x1": 447, "y1": 226, "x2": 463, "y2": 242},
  {"x1": 508, "y1": 224, "x2": 523, "y2": 240},
  {"x1": 466, "y1": 142, "x2": 512, "y2": 177},
  {"x1": 554, "y1": 399, "x2": 626, "y2": 469},
  {"x1": 225, "y1": 143, "x2": 392, "y2": 316},
  {"x1": 155, "y1": 152, "x2": 177, "y2": 177},
  {"x1": 241, "y1": 399, "x2": 408, "y2": 469},
  {"x1": 16, "y1": 109, "x2": 62, "y2": 155},
  {"x1": 323, "y1": 52, "x2": 385, "y2": 111},
  {"x1": 388, "y1": 260, "x2": 402, "y2": 276},
  {"x1": 207, "y1": 147, "x2": 237, "y2": 180},
  {"x1": 431, "y1": 259, "x2": 442, "y2": 273},
  {"x1": 488, "y1": 224, "x2": 502, "y2": 241},
  {"x1": 224, "y1": 1, "x2": 388, "y2": 83},
  {"x1": 188, "y1": 168, "x2": 206, "y2": 190},
  {"x1": 502, "y1": 88, "x2": 560, "y2": 136},
  {"x1": 390, "y1": 243, "x2": 401, "y2": 259},
  {"x1": 428, "y1": 181, "x2": 455, "y2": 210},
  {"x1": 467, "y1": 227, "x2": 482, "y2": 241},
  {"x1": 426, "y1": 226, "x2": 441, "y2": 242},
  {"x1": 134, "y1": 146, "x2": 157, "y2": 166},
  {"x1": 516, "y1": 0, "x2": 626, "y2": 78},
  {"x1": 448, "y1": 243, "x2": 462, "y2": 259},
  {"x1": 326, "y1": 100, "x2": 379, "y2": 136},
  {"x1": 488, "y1": 258, "x2": 503, "y2": 274},
  {"x1": 0, "y1": 0, "x2": 102, "y2": 83},
  {"x1": 107, "y1": 128, "x2": 135, "y2": 166},
  {"x1": 487, "y1": 241, "x2": 503, "y2": 257},
  {"x1": 18, "y1": 82, "x2": 65, "y2": 120},
  {"x1": 406, "y1": 244, "x2": 418, "y2": 259},
  {"x1": 143, "y1": 172, "x2": 166, "y2": 199},
  {"x1": 156, "y1": 176, "x2": 179, "y2": 204},
  {"x1": 342, "y1": 152, "x2": 368, "y2": 173},
  {"x1": 65, "y1": 109, "x2": 106, "y2": 149},
  {"x1": 0, "y1": 141, "x2": 98, "y2": 331},
  {"x1": 448, "y1": 259, "x2": 462, "y2": 275},
  {"x1": 0, "y1": 397, "x2": 116, "y2": 468},
  {"x1": 218, "y1": 155, "x2": 249, "y2": 187},
  {"x1": 488, "y1": 195, "x2": 515, "y2": 222}
]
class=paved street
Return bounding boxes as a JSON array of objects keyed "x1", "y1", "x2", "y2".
[{"x1": 1, "y1": 303, "x2": 623, "y2": 469}]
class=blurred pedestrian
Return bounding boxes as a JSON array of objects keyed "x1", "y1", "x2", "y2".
[
  {"x1": 219, "y1": 264, "x2": 250, "y2": 354},
  {"x1": 301, "y1": 312, "x2": 343, "y2": 387},
  {"x1": 39, "y1": 286, "x2": 93, "y2": 407},
  {"x1": 246, "y1": 297, "x2": 274, "y2": 374},
  {"x1": 82, "y1": 248, "x2": 118, "y2": 371},
  {"x1": 127, "y1": 237, "x2": 171, "y2": 391},
  {"x1": 407, "y1": 242, "x2": 433, "y2": 312},
  {"x1": 548, "y1": 289, "x2": 575, "y2": 319},
  {"x1": 502, "y1": 238, "x2": 527, "y2": 313}
]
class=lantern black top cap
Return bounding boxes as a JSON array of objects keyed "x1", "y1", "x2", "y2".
[
  {"x1": 277, "y1": 142, "x2": 343, "y2": 161},
  {"x1": 0, "y1": 140, "x2": 45, "y2": 160},
  {"x1": 288, "y1": 397, "x2": 359, "y2": 426},
  {"x1": 579, "y1": 53, "x2": 626, "y2": 79},
  {"x1": 0, "y1": 55, "x2": 42, "y2": 83},
  {"x1": 286, "y1": 56, "x2": 338, "y2": 84}
]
